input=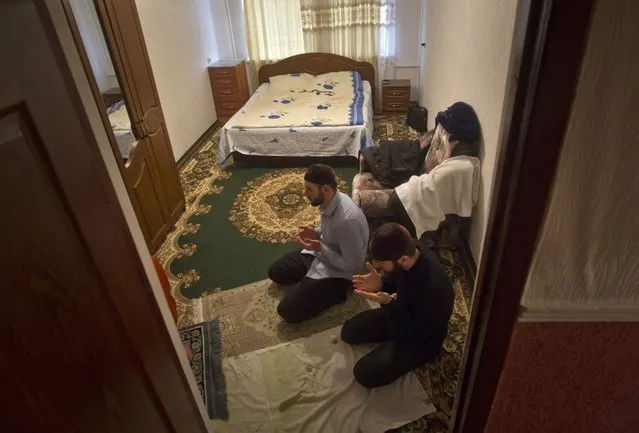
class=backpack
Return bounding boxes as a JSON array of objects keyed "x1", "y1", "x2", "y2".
[{"x1": 406, "y1": 103, "x2": 428, "y2": 132}]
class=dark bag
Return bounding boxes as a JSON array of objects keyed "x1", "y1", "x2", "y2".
[{"x1": 406, "y1": 104, "x2": 428, "y2": 132}]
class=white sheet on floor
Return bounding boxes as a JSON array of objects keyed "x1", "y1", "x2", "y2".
[
  {"x1": 212, "y1": 326, "x2": 434, "y2": 433},
  {"x1": 395, "y1": 155, "x2": 480, "y2": 238},
  {"x1": 218, "y1": 81, "x2": 373, "y2": 164}
]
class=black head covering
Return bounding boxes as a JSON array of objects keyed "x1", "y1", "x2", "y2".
[
  {"x1": 304, "y1": 163, "x2": 337, "y2": 188},
  {"x1": 435, "y1": 102, "x2": 481, "y2": 143}
]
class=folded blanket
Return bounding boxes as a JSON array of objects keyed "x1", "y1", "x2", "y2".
[
  {"x1": 395, "y1": 156, "x2": 480, "y2": 237},
  {"x1": 232, "y1": 71, "x2": 365, "y2": 128}
]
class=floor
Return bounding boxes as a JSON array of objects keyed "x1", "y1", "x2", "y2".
[{"x1": 157, "y1": 115, "x2": 475, "y2": 432}]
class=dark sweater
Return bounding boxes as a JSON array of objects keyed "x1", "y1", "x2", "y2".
[{"x1": 381, "y1": 242, "x2": 454, "y2": 346}]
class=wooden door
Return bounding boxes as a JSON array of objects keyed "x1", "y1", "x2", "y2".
[
  {"x1": 0, "y1": 2, "x2": 206, "y2": 432},
  {"x1": 96, "y1": 0, "x2": 185, "y2": 250}
]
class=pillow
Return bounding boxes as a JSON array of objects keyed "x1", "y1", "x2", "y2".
[
  {"x1": 269, "y1": 72, "x2": 314, "y2": 92},
  {"x1": 310, "y1": 71, "x2": 362, "y2": 93}
]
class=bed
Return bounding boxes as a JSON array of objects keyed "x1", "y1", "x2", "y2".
[
  {"x1": 218, "y1": 53, "x2": 376, "y2": 165},
  {"x1": 106, "y1": 100, "x2": 137, "y2": 160}
]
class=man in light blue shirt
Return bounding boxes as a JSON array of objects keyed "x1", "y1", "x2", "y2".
[{"x1": 268, "y1": 164, "x2": 369, "y2": 323}]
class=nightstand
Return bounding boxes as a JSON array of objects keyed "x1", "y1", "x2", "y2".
[
  {"x1": 382, "y1": 79, "x2": 411, "y2": 113},
  {"x1": 208, "y1": 60, "x2": 250, "y2": 122}
]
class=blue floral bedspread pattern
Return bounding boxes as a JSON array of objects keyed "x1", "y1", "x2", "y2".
[{"x1": 232, "y1": 71, "x2": 365, "y2": 128}]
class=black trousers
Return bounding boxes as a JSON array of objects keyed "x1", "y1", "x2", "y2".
[
  {"x1": 268, "y1": 250, "x2": 351, "y2": 323},
  {"x1": 341, "y1": 308, "x2": 443, "y2": 388}
]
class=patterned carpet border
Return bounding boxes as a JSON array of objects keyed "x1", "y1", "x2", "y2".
[
  {"x1": 156, "y1": 127, "x2": 228, "y2": 320},
  {"x1": 179, "y1": 319, "x2": 228, "y2": 420}
]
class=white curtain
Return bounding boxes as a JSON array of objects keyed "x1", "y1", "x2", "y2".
[
  {"x1": 243, "y1": 0, "x2": 397, "y2": 108},
  {"x1": 378, "y1": 0, "x2": 397, "y2": 85},
  {"x1": 300, "y1": 0, "x2": 390, "y2": 108},
  {"x1": 300, "y1": 0, "x2": 379, "y2": 61},
  {"x1": 244, "y1": 0, "x2": 305, "y2": 87}
]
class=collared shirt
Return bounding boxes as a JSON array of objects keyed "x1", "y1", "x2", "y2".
[{"x1": 302, "y1": 191, "x2": 369, "y2": 280}]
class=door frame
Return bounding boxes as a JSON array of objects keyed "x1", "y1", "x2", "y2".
[
  {"x1": 451, "y1": 1, "x2": 596, "y2": 432},
  {"x1": 38, "y1": 1, "x2": 210, "y2": 431}
]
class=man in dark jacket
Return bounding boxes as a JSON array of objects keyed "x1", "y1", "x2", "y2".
[{"x1": 341, "y1": 222, "x2": 454, "y2": 388}]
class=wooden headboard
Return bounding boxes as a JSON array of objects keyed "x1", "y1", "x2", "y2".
[{"x1": 258, "y1": 52, "x2": 376, "y2": 102}]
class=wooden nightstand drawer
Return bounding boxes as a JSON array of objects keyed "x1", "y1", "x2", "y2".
[
  {"x1": 215, "y1": 100, "x2": 241, "y2": 112},
  {"x1": 212, "y1": 86, "x2": 238, "y2": 98},
  {"x1": 383, "y1": 101, "x2": 410, "y2": 111},
  {"x1": 211, "y1": 77, "x2": 238, "y2": 90},
  {"x1": 209, "y1": 67, "x2": 236, "y2": 78},
  {"x1": 216, "y1": 93, "x2": 240, "y2": 103},
  {"x1": 383, "y1": 88, "x2": 410, "y2": 99}
]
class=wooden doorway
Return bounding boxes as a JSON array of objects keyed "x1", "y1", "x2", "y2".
[
  {"x1": 0, "y1": 1, "x2": 206, "y2": 431},
  {"x1": 451, "y1": 1, "x2": 597, "y2": 432}
]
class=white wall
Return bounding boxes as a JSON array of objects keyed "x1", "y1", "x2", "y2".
[
  {"x1": 135, "y1": 0, "x2": 218, "y2": 161},
  {"x1": 522, "y1": 0, "x2": 639, "y2": 309},
  {"x1": 421, "y1": 0, "x2": 518, "y2": 262},
  {"x1": 392, "y1": 0, "x2": 422, "y2": 100},
  {"x1": 209, "y1": 0, "x2": 248, "y2": 61},
  {"x1": 68, "y1": 0, "x2": 118, "y2": 93}
]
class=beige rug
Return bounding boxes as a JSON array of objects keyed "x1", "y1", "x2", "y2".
[
  {"x1": 212, "y1": 327, "x2": 435, "y2": 433},
  {"x1": 189, "y1": 279, "x2": 371, "y2": 359}
]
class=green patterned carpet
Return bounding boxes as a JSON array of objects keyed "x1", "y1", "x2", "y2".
[
  {"x1": 161, "y1": 163, "x2": 356, "y2": 299},
  {"x1": 157, "y1": 115, "x2": 474, "y2": 432}
]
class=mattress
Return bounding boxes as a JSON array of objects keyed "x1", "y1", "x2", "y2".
[{"x1": 218, "y1": 81, "x2": 374, "y2": 165}]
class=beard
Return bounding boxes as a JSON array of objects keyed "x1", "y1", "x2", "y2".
[
  {"x1": 309, "y1": 192, "x2": 325, "y2": 207},
  {"x1": 389, "y1": 260, "x2": 405, "y2": 285}
]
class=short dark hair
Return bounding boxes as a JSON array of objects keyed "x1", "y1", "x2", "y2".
[
  {"x1": 304, "y1": 164, "x2": 337, "y2": 190},
  {"x1": 370, "y1": 222, "x2": 416, "y2": 261}
]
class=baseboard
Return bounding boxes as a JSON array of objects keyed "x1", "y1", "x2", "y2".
[
  {"x1": 177, "y1": 121, "x2": 219, "y2": 169},
  {"x1": 519, "y1": 304, "x2": 639, "y2": 322}
]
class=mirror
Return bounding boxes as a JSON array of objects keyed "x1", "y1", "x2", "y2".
[{"x1": 68, "y1": 0, "x2": 137, "y2": 163}]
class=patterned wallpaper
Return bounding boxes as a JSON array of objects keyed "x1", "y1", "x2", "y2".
[{"x1": 523, "y1": 0, "x2": 639, "y2": 307}]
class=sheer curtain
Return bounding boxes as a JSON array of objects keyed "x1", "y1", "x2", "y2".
[
  {"x1": 378, "y1": 0, "x2": 397, "y2": 87},
  {"x1": 300, "y1": 0, "x2": 379, "y2": 61},
  {"x1": 300, "y1": 0, "x2": 396, "y2": 109},
  {"x1": 244, "y1": 0, "x2": 305, "y2": 87},
  {"x1": 243, "y1": 0, "x2": 397, "y2": 107}
]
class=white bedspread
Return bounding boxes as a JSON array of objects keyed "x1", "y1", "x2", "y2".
[
  {"x1": 212, "y1": 326, "x2": 434, "y2": 433},
  {"x1": 107, "y1": 100, "x2": 137, "y2": 160},
  {"x1": 218, "y1": 81, "x2": 373, "y2": 165},
  {"x1": 232, "y1": 71, "x2": 365, "y2": 128}
]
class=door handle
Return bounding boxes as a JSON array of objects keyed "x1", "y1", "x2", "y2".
[{"x1": 137, "y1": 120, "x2": 149, "y2": 138}]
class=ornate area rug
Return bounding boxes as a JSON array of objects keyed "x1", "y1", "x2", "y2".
[
  {"x1": 192, "y1": 279, "x2": 371, "y2": 359},
  {"x1": 182, "y1": 249, "x2": 471, "y2": 433},
  {"x1": 179, "y1": 319, "x2": 228, "y2": 420},
  {"x1": 229, "y1": 168, "x2": 348, "y2": 244},
  {"x1": 156, "y1": 135, "x2": 356, "y2": 300}
]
